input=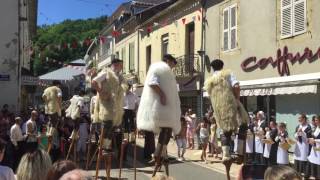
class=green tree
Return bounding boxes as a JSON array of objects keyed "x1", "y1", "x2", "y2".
[{"x1": 32, "y1": 16, "x2": 108, "y2": 76}]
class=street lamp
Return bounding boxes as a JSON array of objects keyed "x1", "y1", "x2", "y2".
[{"x1": 84, "y1": 37, "x2": 97, "y2": 63}]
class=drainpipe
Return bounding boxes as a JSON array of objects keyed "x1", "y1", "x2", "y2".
[
  {"x1": 137, "y1": 29, "x2": 143, "y2": 84},
  {"x1": 198, "y1": 0, "x2": 207, "y2": 120},
  {"x1": 266, "y1": 96, "x2": 270, "y2": 122},
  {"x1": 17, "y1": 0, "x2": 22, "y2": 113}
]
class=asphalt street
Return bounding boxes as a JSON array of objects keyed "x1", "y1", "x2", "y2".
[{"x1": 85, "y1": 143, "x2": 231, "y2": 180}]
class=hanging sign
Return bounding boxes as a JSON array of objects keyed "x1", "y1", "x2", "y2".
[
  {"x1": 241, "y1": 46, "x2": 320, "y2": 76},
  {"x1": 0, "y1": 74, "x2": 10, "y2": 81}
]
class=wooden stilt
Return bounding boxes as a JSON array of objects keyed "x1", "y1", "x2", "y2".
[
  {"x1": 152, "y1": 144, "x2": 164, "y2": 177},
  {"x1": 104, "y1": 154, "x2": 112, "y2": 180},
  {"x1": 66, "y1": 130, "x2": 78, "y2": 160},
  {"x1": 95, "y1": 126, "x2": 104, "y2": 180},
  {"x1": 133, "y1": 130, "x2": 137, "y2": 180},
  {"x1": 47, "y1": 136, "x2": 52, "y2": 154},
  {"x1": 66, "y1": 138, "x2": 75, "y2": 160},
  {"x1": 86, "y1": 126, "x2": 95, "y2": 170},
  {"x1": 88, "y1": 145, "x2": 99, "y2": 168},
  {"x1": 73, "y1": 140, "x2": 77, "y2": 162},
  {"x1": 119, "y1": 139, "x2": 128, "y2": 179}
]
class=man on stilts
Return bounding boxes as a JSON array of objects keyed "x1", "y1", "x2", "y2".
[
  {"x1": 42, "y1": 80, "x2": 62, "y2": 156},
  {"x1": 65, "y1": 89, "x2": 85, "y2": 161},
  {"x1": 204, "y1": 59, "x2": 249, "y2": 180},
  {"x1": 137, "y1": 54, "x2": 181, "y2": 177},
  {"x1": 86, "y1": 89, "x2": 99, "y2": 170},
  {"x1": 91, "y1": 58, "x2": 127, "y2": 179}
]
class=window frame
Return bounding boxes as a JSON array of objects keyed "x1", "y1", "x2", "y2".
[
  {"x1": 280, "y1": 0, "x2": 307, "y2": 39},
  {"x1": 222, "y1": 3, "x2": 238, "y2": 52}
]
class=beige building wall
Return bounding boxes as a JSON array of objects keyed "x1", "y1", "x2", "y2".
[
  {"x1": 0, "y1": 0, "x2": 20, "y2": 112},
  {"x1": 115, "y1": 31, "x2": 139, "y2": 75},
  {"x1": 205, "y1": 0, "x2": 320, "y2": 81},
  {"x1": 206, "y1": 0, "x2": 320, "y2": 137},
  {"x1": 139, "y1": 10, "x2": 203, "y2": 83}
]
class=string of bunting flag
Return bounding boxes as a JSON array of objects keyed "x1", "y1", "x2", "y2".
[
  {"x1": 27, "y1": 2, "x2": 203, "y2": 66},
  {"x1": 112, "y1": 2, "x2": 202, "y2": 36},
  {"x1": 141, "y1": 7, "x2": 202, "y2": 34}
]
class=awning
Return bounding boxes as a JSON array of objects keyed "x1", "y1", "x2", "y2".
[
  {"x1": 240, "y1": 72, "x2": 320, "y2": 96},
  {"x1": 240, "y1": 84, "x2": 317, "y2": 96},
  {"x1": 39, "y1": 66, "x2": 85, "y2": 81}
]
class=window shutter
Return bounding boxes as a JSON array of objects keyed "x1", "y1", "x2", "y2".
[
  {"x1": 281, "y1": 0, "x2": 293, "y2": 38},
  {"x1": 122, "y1": 47, "x2": 127, "y2": 73},
  {"x1": 223, "y1": 8, "x2": 229, "y2": 51},
  {"x1": 230, "y1": 5, "x2": 237, "y2": 50},
  {"x1": 293, "y1": 0, "x2": 306, "y2": 35},
  {"x1": 129, "y1": 43, "x2": 135, "y2": 71}
]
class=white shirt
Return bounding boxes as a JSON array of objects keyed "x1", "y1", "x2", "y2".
[
  {"x1": 246, "y1": 129, "x2": 254, "y2": 153},
  {"x1": 74, "y1": 95, "x2": 85, "y2": 114},
  {"x1": 123, "y1": 91, "x2": 138, "y2": 110},
  {"x1": 22, "y1": 122, "x2": 27, "y2": 135},
  {"x1": 81, "y1": 102, "x2": 89, "y2": 115},
  {"x1": 258, "y1": 120, "x2": 265, "y2": 127},
  {"x1": 57, "y1": 88, "x2": 62, "y2": 97},
  {"x1": 148, "y1": 74, "x2": 160, "y2": 86},
  {"x1": 254, "y1": 125, "x2": 264, "y2": 153},
  {"x1": 263, "y1": 131, "x2": 272, "y2": 158},
  {"x1": 200, "y1": 127, "x2": 209, "y2": 138},
  {"x1": 90, "y1": 96, "x2": 97, "y2": 116},
  {"x1": 93, "y1": 69, "x2": 123, "y2": 85},
  {"x1": 10, "y1": 124, "x2": 24, "y2": 146},
  {"x1": 294, "y1": 124, "x2": 310, "y2": 161},
  {"x1": 26, "y1": 119, "x2": 37, "y2": 142},
  {"x1": 92, "y1": 71, "x2": 107, "y2": 87},
  {"x1": 0, "y1": 166, "x2": 15, "y2": 180},
  {"x1": 213, "y1": 70, "x2": 239, "y2": 87}
]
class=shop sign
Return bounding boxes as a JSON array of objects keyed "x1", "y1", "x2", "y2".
[
  {"x1": 241, "y1": 88, "x2": 275, "y2": 96},
  {"x1": 21, "y1": 76, "x2": 39, "y2": 85},
  {"x1": 241, "y1": 46, "x2": 320, "y2": 76},
  {"x1": 0, "y1": 74, "x2": 10, "y2": 81}
]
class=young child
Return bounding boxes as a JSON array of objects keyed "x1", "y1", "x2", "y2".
[
  {"x1": 176, "y1": 117, "x2": 187, "y2": 161},
  {"x1": 185, "y1": 112, "x2": 195, "y2": 149},
  {"x1": 209, "y1": 119, "x2": 220, "y2": 158},
  {"x1": 199, "y1": 121, "x2": 209, "y2": 162},
  {"x1": 276, "y1": 122, "x2": 289, "y2": 165},
  {"x1": 38, "y1": 125, "x2": 48, "y2": 150}
]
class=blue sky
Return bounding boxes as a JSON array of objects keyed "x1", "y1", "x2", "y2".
[{"x1": 38, "y1": 0, "x2": 129, "y2": 25}]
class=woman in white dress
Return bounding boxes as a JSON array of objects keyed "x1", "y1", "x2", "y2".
[
  {"x1": 275, "y1": 122, "x2": 289, "y2": 165},
  {"x1": 245, "y1": 122, "x2": 254, "y2": 163},
  {"x1": 269, "y1": 121, "x2": 278, "y2": 165},
  {"x1": 263, "y1": 127, "x2": 272, "y2": 164},
  {"x1": 307, "y1": 115, "x2": 320, "y2": 179},
  {"x1": 254, "y1": 111, "x2": 267, "y2": 164},
  {"x1": 294, "y1": 114, "x2": 312, "y2": 177}
]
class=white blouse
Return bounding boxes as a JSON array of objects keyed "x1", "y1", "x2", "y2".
[{"x1": 294, "y1": 124, "x2": 310, "y2": 161}]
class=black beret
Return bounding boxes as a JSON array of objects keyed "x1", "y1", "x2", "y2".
[
  {"x1": 111, "y1": 58, "x2": 123, "y2": 64},
  {"x1": 163, "y1": 54, "x2": 177, "y2": 64},
  {"x1": 210, "y1": 59, "x2": 224, "y2": 71}
]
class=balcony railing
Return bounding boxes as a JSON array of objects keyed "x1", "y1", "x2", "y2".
[{"x1": 174, "y1": 54, "x2": 200, "y2": 77}]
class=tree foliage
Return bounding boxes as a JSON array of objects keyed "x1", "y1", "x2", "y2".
[{"x1": 32, "y1": 16, "x2": 108, "y2": 76}]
